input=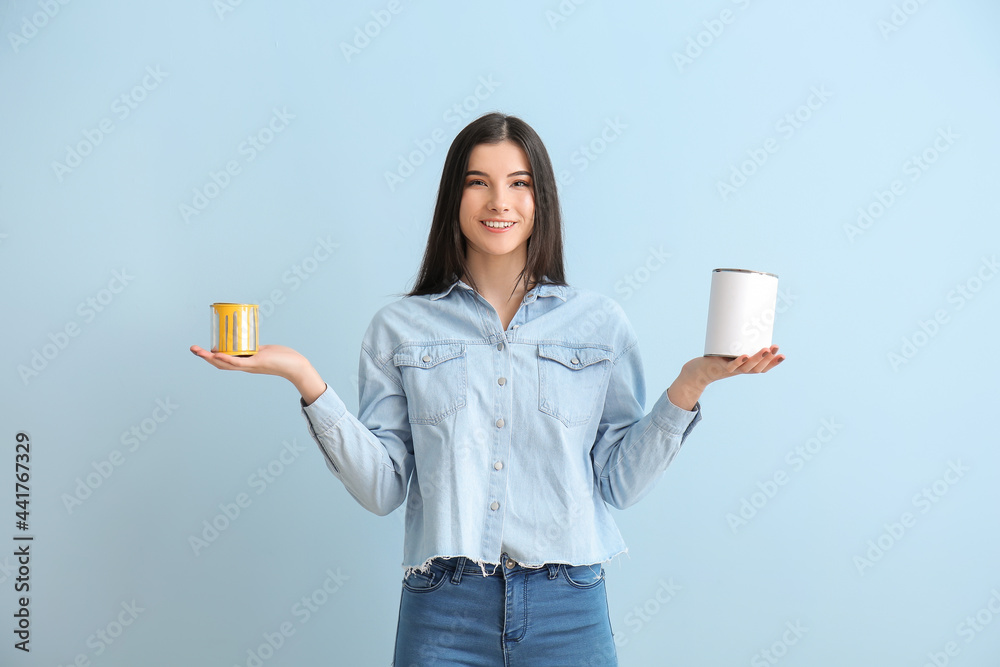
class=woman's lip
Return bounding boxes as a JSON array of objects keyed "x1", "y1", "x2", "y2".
[{"x1": 480, "y1": 220, "x2": 516, "y2": 233}]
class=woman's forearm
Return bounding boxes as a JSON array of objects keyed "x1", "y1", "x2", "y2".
[
  {"x1": 289, "y1": 363, "x2": 327, "y2": 406},
  {"x1": 666, "y1": 374, "x2": 707, "y2": 411}
]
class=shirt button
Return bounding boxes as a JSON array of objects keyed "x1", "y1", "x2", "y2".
[
  {"x1": 498, "y1": 377, "x2": 506, "y2": 386},
  {"x1": 421, "y1": 355, "x2": 431, "y2": 363},
  {"x1": 571, "y1": 357, "x2": 580, "y2": 365},
  {"x1": 506, "y1": 558, "x2": 516, "y2": 568},
  {"x1": 494, "y1": 461, "x2": 503, "y2": 471},
  {"x1": 496, "y1": 342, "x2": 504, "y2": 351},
  {"x1": 496, "y1": 418, "x2": 504, "y2": 429},
  {"x1": 490, "y1": 501, "x2": 500, "y2": 511}
]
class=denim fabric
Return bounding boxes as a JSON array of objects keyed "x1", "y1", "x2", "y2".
[
  {"x1": 392, "y1": 555, "x2": 618, "y2": 667},
  {"x1": 300, "y1": 279, "x2": 701, "y2": 572}
]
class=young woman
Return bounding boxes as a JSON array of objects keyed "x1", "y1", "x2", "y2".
[{"x1": 191, "y1": 112, "x2": 784, "y2": 665}]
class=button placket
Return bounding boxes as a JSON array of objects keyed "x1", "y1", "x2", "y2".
[
  {"x1": 483, "y1": 328, "x2": 511, "y2": 553},
  {"x1": 494, "y1": 334, "x2": 506, "y2": 431}
]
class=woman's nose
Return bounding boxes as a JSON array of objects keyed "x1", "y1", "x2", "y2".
[{"x1": 488, "y1": 192, "x2": 509, "y2": 212}]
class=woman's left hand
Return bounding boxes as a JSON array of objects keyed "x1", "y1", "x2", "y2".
[{"x1": 666, "y1": 345, "x2": 785, "y2": 411}]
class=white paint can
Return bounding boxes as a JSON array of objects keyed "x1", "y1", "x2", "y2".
[{"x1": 704, "y1": 268, "x2": 779, "y2": 358}]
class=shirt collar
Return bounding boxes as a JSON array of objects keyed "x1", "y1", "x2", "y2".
[
  {"x1": 429, "y1": 278, "x2": 568, "y2": 302},
  {"x1": 429, "y1": 280, "x2": 472, "y2": 300}
]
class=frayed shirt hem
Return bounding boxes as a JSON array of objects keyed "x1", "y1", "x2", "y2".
[
  {"x1": 403, "y1": 555, "x2": 500, "y2": 578},
  {"x1": 402, "y1": 548, "x2": 630, "y2": 578}
]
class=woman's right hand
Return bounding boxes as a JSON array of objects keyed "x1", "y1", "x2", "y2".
[{"x1": 190, "y1": 344, "x2": 327, "y2": 404}]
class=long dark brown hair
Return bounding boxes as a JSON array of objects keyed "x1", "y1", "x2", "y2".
[{"x1": 407, "y1": 112, "x2": 566, "y2": 296}]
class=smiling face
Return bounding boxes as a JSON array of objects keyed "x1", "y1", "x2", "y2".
[{"x1": 458, "y1": 140, "x2": 535, "y2": 269}]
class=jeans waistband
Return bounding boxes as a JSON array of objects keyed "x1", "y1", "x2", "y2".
[{"x1": 429, "y1": 555, "x2": 561, "y2": 582}]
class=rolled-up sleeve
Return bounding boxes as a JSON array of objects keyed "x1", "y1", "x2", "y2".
[
  {"x1": 301, "y1": 342, "x2": 414, "y2": 516},
  {"x1": 590, "y1": 338, "x2": 701, "y2": 510}
]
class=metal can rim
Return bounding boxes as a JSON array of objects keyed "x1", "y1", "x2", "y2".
[{"x1": 712, "y1": 268, "x2": 779, "y2": 279}]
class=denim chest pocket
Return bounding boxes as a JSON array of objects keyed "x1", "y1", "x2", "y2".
[
  {"x1": 537, "y1": 344, "x2": 613, "y2": 427},
  {"x1": 393, "y1": 343, "x2": 467, "y2": 425}
]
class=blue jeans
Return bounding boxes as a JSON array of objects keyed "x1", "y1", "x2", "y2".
[{"x1": 392, "y1": 554, "x2": 619, "y2": 666}]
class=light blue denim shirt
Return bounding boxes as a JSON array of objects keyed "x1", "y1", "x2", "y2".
[{"x1": 300, "y1": 279, "x2": 701, "y2": 573}]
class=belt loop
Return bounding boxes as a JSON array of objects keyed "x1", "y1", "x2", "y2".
[
  {"x1": 451, "y1": 557, "x2": 467, "y2": 584},
  {"x1": 546, "y1": 563, "x2": 560, "y2": 579}
]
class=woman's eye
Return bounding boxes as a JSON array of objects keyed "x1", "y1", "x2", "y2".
[
  {"x1": 513, "y1": 180, "x2": 532, "y2": 188},
  {"x1": 466, "y1": 179, "x2": 486, "y2": 187}
]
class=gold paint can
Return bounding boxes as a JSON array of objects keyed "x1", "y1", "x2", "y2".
[{"x1": 210, "y1": 303, "x2": 259, "y2": 356}]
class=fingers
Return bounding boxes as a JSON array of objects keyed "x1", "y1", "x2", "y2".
[
  {"x1": 733, "y1": 346, "x2": 785, "y2": 374},
  {"x1": 760, "y1": 353, "x2": 785, "y2": 373},
  {"x1": 748, "y1": 346, "x2": 785, "y2": 373},
  {"x1": 190, "y1": 345, "x2": 247, "y2": 371},
  {"x1": 700, "y1": 345, "x2": 786, "y2": 388},
  {"x1": 745, "y1": 349, "x2": 773, "y2": 373},
  {"x1": 732, "y1": 348, "x2": 766, "y2": 373},
  {"x1": 726, "y1": 354, "x2": 750, "y2": 373}
]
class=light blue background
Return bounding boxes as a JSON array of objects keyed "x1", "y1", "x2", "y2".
[{"x1": 2, "y1": 1, "x2": 999, "y2": 665}]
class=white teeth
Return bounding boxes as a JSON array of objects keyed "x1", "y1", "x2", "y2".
[{"x1": 482, "y1": 220, "x2": 514, "y2": 229}]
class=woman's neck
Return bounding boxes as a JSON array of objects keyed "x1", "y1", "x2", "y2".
[{"x1": 462, "y1": 252, "x2": 534, "y2": 316}]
